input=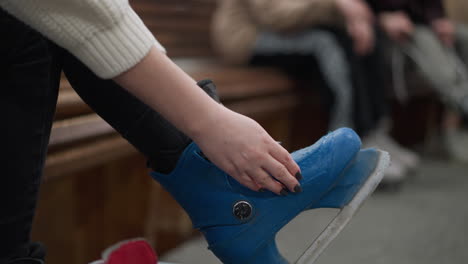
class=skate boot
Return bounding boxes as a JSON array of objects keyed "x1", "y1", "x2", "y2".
[
  {"x1": 151, "y1": 128, "x2": 389, "y2": 264},
  {"x1": 89, "y1": 239, "x2": 157, "y2": 264}
]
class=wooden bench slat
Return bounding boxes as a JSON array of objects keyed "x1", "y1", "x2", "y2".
[
  {"x1": 44, "y1": 135, "x2": 137, "y2": 181},
  {"x1": 49, "y1": 114, "x2": 115, "y2": 148},
  {"x1": 55, "y1": 89, "x2": 92, "y2": 120},
  {"x1": 229, "y1": 93, "x2": 302, "y2": 117}
]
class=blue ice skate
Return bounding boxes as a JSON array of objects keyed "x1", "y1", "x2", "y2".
[{"x1": 151, "y1": 128, "x2": 390, "y2": 264}]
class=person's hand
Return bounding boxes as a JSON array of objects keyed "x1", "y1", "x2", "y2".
[
  {"x1": 431, "y1": 18, "x2": 455, "y2": 47},
  {"x1": 347, "y1": 20, "x2": 375, "y2": 55},
  {"x1": 379, "y1": 11, "x2": 414, "y2": 43},
  {"x1": 336, "y1": 0, "x2": 375, "y2": 55},
  {"x1": 191, "y1": 107, "x2": 302, "y2": 195},
  {"x1": 114, "y1": 47, "x2": 301, "y2": 195},
  {"x1": 336, "y1": 0, "x2": 373, "y2": 24}
]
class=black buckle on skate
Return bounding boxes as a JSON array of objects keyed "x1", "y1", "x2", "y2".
[{"x1": 233, "y1": 200, "x2": 253, "y2": 221}]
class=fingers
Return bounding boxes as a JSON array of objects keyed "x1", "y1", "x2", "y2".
[
  {"x1": 267, "y1": 144, "x2": 302, "y2": 192},
  {"x1": 437, "y1": 31, "x2": 454, "y2": 47},
  {"x1": 224, "y1": 164, "x2": 262, "y2": 192},
  {"x1": 195, "y1": 111, "x2": 303, "y2": 196},
  {"x1": 401, "y1": 19, "x2": 414, "y2": 35},
  {"x1": 269, "y1": 145, "x2": 301, "y2": 180},
  {"x1": 227, "y1": 161, "x2": 287, "y2": 195},
  {"x1": 262, "y1": 156, "x2": 301, "y2": 194},
  {"x1": 397, "y1": 30, "x2": 411, "y2": 43},
  {"x1": 348, "y1": 22, "x2": 374, "y2": 55},
  {"x1": 239, "y1": 173, "x2": 263, "y2": 192},
  {"x1": 380, "y1": 12, "x2": 414, "y2": 43},
  {"x1": 395, "y1": 12, "x2": 413, "y2": 35},
  {"x1": 358, "y1": 1, "x2": 374, "y2": 22},
  {"x1": 233, "y1": 159, "x2": 298, "y2": 195},
  {"x1": 226, "y1": 141, "x2": 301, "y2": 195},
  {"x1": 247, "y1": 169, "x2": 286, "y2": 195},
  {"x1": 443, "y1": 35, "x2": 455, "y2": 47},
  {"x1": 337, "y1": 0, "x2": 373, "y2": 24},
  {"x1": 356, "y1": 32, "x2": 374, "y2": 55}
]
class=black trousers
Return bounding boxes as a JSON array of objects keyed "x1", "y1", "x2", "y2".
[
  {"x1": 0, "y1": 9, "x2": 190, "y2": 261},
  {"x1": 250, "y1": 27, "x2": 388, "y2": 137},
  {"x1": 338, "y1": 28, "x2": 388, "y2": 137}
]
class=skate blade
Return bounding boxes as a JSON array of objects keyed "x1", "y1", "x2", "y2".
[{"x1": 295, "y1": 150, "x2": 390, "y2": 264}]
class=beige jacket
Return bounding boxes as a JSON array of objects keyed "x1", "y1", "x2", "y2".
[{"x1": 212, "y1": 0, "x2": 344, "y2": 65}]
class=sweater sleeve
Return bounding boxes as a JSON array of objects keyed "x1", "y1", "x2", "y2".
[
  {"x1": 0, "y1": 0, "x2": 165, "y2": 79},
  {"x1": 245, "y1": 0, "x2": 343, "y2": 32}
]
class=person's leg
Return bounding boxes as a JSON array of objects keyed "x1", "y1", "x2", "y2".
[
  {"x1": 305, "y1": 28, "x2": 390, "y2": 141},
  {"x1": 297, "y1": 30, "x2": 355, "y2": 130},
  {"x1": 400, "y1": 25, "x2": 468, "y2": 113},
  {"x1": 249, "y1": 29, "x2": 397, "y2": 183},
  {"x1": 455, "y1": 23, "x2": 468, "y2": 64},
  {"x1": 0, "y1": 10, "x2": 58, "y2": 262},
  {"x1": 400, "y1": 25, "x2": 468, "y2": 161},
  {"x1": 360, "y1": 30, "x2": 389, "y2": 130},
  {"x1": 439, "y1": 23, "x2": 468, "y2": 162},
  {"x1": 333, "y1": 28, "x2": 414, "y2": 182},
  {"x1": 59, "y1": 50, "x2": 220, "y2": 174},
  {"x1": 329, "y1": 28, "x2": 379, "y2": 138},
  {"x1": 453, "y1": 23, "x2": 468, "y2": 116},
  {"x1": 364, "y1": 30, "x2": 422, "y2": 172},
  {"x1": 251, "y1": 29, "x2": 354, "y2": 130}
]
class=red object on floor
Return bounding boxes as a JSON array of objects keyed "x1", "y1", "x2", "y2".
[{"x1": 105, "y1": 239, "x2": 158, "y2": 264}]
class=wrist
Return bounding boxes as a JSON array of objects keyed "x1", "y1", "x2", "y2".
[{"x1": 185, "y1": 102, "x2": 229, "y2": 141}]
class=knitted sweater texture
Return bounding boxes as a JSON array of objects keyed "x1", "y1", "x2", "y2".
[{"x1": 0, "y1": 0, "x2": 165, "y2": 78}]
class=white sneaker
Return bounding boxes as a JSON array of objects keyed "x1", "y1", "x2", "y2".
[
  {"x1": 362, "y1": 134, "x2": 408, "y2": 184},
  {"x1": 380, "y1": 158, "x2": 408, "y2": 184},
  {"x1": 375, "y1": 132, "x2": 421, "y2": 170},
  {"x1": 444, "y1": 128, "x2": 468, "y2": 163}
]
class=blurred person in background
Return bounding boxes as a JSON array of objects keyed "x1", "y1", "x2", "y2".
[
  {"x1": 212, "y1": 0, "x2": 419, "y2": 184},
  {"x1": 367, "y1": 0, "x2": 468, "y2": 162}
]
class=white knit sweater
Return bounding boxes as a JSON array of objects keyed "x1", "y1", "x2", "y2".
[{"x1": 0, "y1": 0, "x2": 165, "y2": 78}]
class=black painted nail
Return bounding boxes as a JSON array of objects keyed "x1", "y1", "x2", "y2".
[
  {"x1": 259, "y1": 188, "x2": 267, "y2": 192},
  {"x1": 280, "y1": 188, "x2": 288, "y2": 196},
  {"x1": 295, "y1": 172, "x2": 303, "y2": 181},
  {"x1": 294, "y1": 185, "x2": 302, "y2": 193}
]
